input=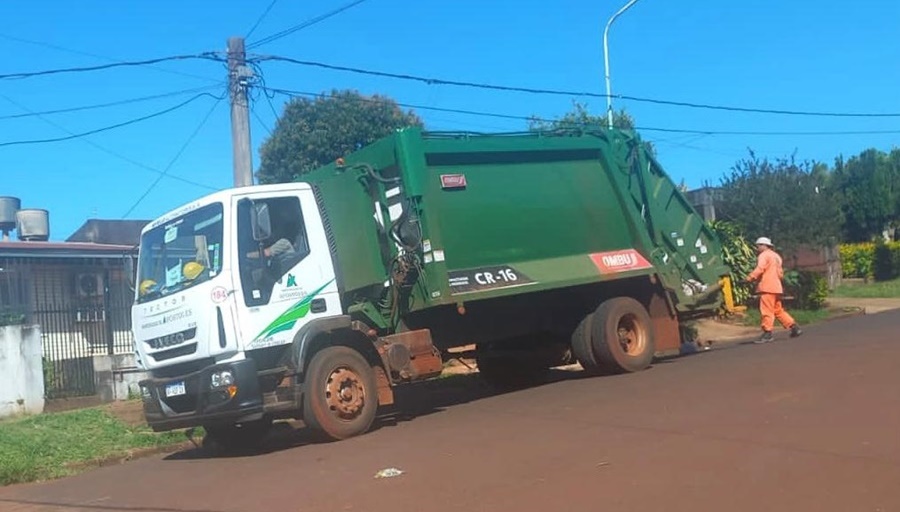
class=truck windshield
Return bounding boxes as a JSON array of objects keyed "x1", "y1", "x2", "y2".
[{"x1": 136, "y1": 203, "x2": 224, "y2": 304}]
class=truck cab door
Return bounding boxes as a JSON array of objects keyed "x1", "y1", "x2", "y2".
[{"x1": 231, "y1": 188, "x2": 341, "y2": 351}]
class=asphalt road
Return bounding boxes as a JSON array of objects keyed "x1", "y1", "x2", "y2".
[{"x1": 3, "y1": 310, "x2": 900, "y2": 512}]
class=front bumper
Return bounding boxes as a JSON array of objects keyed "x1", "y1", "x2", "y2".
[{"x1": 139, "y1": 359, "x2": 264, "y2": 432}]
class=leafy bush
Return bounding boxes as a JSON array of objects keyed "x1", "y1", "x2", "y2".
[
  {"x1": 784, "y1": 270, "x2": 829, "y2": 310},
  {"x1": 42, "y1": 357, "x2": 56, "y2": 393},
  {"x1": 0, "y1": 309, "x2": 25, "y2": 327},
  {"x1": 709, "y1": 220, "x2": 756, "y2": 306},
  {"x1": 841, "y1": 241, "x2": 900, "y2": 280},
  {"x1": 873, "y1": 240, "x2": 900, "y2": 281},
  {"x1": 839, "y1": 243, "x2": 875, "y2": 279}
]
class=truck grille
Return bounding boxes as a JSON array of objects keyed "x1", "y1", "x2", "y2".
[
  {"x1": 145, "y1": 327, "x2": 197, "y2": 350},
  {"x1": 148, "y1": 343, "x2": 198, "y2": 362}
]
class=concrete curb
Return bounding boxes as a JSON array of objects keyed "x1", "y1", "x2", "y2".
[
  {"x1": 63, "y1": 441, "x2": 196, "y2": 474},
  {"x1": 700, "y1": 307, "x2": 868, "y2": 349}
]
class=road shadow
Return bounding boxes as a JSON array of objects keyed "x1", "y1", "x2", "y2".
[
  {"x1": 163, "y1": 368, "x2": 589, "y2": 460},
  {"x1": 164, "y1": 348, "x2": 738, "y2": 460},
  {"x1": 165, "y1": 338, "x2": 765, "y2": 461}
]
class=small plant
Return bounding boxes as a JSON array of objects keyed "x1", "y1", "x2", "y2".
[
  {"x1": 784, "y1": 270, "x2": 829, "y2": 310},
  {"x1": 0, "y1": 309, "x2": 26, "y2": 327},
  {"x1": 127, "y1": 386, "x2": 143, "y2": 401},
  {"x1": 42, "y1": 357, "x2": 56, "y2": 393}
]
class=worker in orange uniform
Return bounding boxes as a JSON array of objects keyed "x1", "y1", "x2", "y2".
[{"x1": 745, "y1": 237, "x2": 803, "y2": 344}]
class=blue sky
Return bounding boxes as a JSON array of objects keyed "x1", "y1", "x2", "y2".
[{"x1": 2, "y1": 0, "x2": 899, "y2": 240}]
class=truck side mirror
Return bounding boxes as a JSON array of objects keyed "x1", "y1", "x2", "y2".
[
  {"x1": 251, "y1": 202, "x2": 272, "y2": 241},
  {"x1": 124, "y1": 251, "x2": 137, "y2": 291}
]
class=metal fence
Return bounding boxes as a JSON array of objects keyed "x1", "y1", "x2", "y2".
[
  {"x1": 0, "y1": 258, "x2": 29, "y2": 324},
  {"x1": 35, "y1": 295, "x2": 134, "y2": 398},
  {"x1": 1, "y1": 257, "x2": 136, "y2": 399}
]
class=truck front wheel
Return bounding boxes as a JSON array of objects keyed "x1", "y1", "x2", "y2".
[
  {"x1": 590, "y1": 297, "x2": 655, "y2": 373},
  {"x1": 303, "y1": 346, "x2": 378, "y2": 441}
]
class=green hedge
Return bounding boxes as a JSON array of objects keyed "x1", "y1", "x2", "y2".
[
  {"x1": 874, "y1": 241, "x2": 900, "y2": 281},
  {"x1": 840, "y1": 241, "x2": 900, "y2": 281},
  {"x1": 839, "y1": 243, "x2": 875, "y2": 278}
]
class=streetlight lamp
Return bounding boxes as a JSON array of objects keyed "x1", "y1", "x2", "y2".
[{"x1": 603, "y1": 0, "x2": 642, "y2": 129}]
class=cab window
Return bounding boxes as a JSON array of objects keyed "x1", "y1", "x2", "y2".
[{"x1": 237, "y1": 196, "x2": 310, "y2": 307}]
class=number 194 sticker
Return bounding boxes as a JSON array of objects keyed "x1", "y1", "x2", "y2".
[{"x1": 448, "y1": 265, "x2": 535, "y2": 295}]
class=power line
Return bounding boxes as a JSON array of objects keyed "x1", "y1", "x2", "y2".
[
  {"x1": 255, "y1": 56, "x2": 900, "y2": 118},
  {"x1": 122, "y1": 98, "x2": 224, "y2": 218},
  {"x1": 262, "y1": 86, "x2": 900, "y2": 136},
  {"x1": 630, "y1": 126, "x2": 900, "y2": 136},
  {"x1": 248, "y1": 0, "x2": 370, "y2": 49},
  {"x1": 0, "y1": 86, "x2": 219, "y2": 120},
  {"x1": 264, "y1": 92, "x2": 281, "y2": 121},
  {"x1": 0, "y1": 92, "x2": 222, "y2": 148},
  {"x1": 246, "y1": 0, "x2": 280, "y2": 39},
  {"x1": 0, "y1": 53, "x2": 222, "y2": 81},
  {"x1": 0, "y1": 95, "x2": 217, "y2": 190},
  {"x1": 251, "y1": 107, "x2": 274, "y2": 136},
  {"x1": 0, "y1": 33, "x2": 224, "y2": 85}
]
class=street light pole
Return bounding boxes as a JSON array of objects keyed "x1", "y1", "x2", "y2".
[{"x1": 603, "y1": 0, "x2": 642, "y2": 129}]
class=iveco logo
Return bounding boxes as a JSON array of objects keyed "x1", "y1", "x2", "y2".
[{"x1": 146, "y1": 329, "x2": 194, "y2": 350}]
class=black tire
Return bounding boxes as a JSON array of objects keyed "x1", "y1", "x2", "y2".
[
  {"x1": 570, "y1": 314, "x2": 600, "y2": 372},
  {"x1": 590, "y1": 297, "x2": 655, "y2": 374},
  {"x1": 302, "y1": 346, "x2": 378, "y2": 441},
  {"x1": 475, "y1": 344, "x2": 550, "y2": 389},
  {"x1": 203, "y1": 416, "x2": 273, "y2": 452}
]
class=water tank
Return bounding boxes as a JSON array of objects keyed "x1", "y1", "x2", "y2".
[
  {"x1": 17, "y1": 209, "x2": 50, "y2": 242},
  {"x1": 0, "y1": 196, "x2": 20, "y2": 234}
]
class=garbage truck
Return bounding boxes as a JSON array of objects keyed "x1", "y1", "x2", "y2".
[{"x1": 132, "y1": 127, "x2": 732, "y2": 447}]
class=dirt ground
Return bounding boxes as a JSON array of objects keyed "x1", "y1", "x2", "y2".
[{"x1": 104, "y1": 400, "x2": 148, "y2": 427}]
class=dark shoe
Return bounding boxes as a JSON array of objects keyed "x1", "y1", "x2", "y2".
[
  {"x1": 755, "y1": 331, "x2": 774, "y2": 344},
  {"x1": 790, "y1": 325, "x2": 803, "y2": 338}
]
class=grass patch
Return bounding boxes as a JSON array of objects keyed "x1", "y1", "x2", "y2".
[
  {"x1": 0, "y1": 408, "x2": 190, "y2": 486},
  {"x1": 832, "y1": 278, "x2": 900, "y2": 299},
  {"x1": 739, "y1": 308, "x2": 832, "y2": 327}
]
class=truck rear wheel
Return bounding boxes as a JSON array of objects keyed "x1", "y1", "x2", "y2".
[
  {"x1": 303, "y1": 346, "x2": 378, "y2": 441},
  {"x1": 570, "y1": 314, "x2": 599, "y2": 372},
  {"x1": 590, "y1": 297, "x2": 655, "y2": 373}
]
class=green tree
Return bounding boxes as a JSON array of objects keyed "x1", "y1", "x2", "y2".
[
  {"x1": 717, "y1": 150, "x2": 842, "y2": 253},
  {"x1": 528, "y1": 101, "x2": 655, "y2": 155},
  {"x1": 257, "y1": 90, "x2": 423, "y2": 184},
  {"x1": 892, "y1": 148, "x2": 900, "y2": 238},
  {"x1": 832, "y1": 148, "x2": 897, "y2": 242}
]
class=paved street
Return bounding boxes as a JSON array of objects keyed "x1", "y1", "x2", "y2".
[{"x1": 3, "y1": 310, "x2": 900, "y2": 512}]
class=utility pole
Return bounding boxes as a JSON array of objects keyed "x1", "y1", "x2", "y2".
[{"x1": 227, "y1": 37, "x2": 253, "y2": 187}]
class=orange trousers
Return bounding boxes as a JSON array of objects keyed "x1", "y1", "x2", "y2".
[{"x1": 759, "y1": 293, "x2": 795, "y2": 332}]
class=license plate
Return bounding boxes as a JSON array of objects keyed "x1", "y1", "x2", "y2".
[{"x1": 165, "y1": 381, "x2": 186, "y2": 397}]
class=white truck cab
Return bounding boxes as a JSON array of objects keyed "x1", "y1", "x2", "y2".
[{"x1": 133, "y1": 183, "x2": 345, "y2": 438}]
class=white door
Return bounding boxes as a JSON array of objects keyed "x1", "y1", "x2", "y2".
[{"x1": 231, "y1": 188, "x2": 341, "y2": 351}]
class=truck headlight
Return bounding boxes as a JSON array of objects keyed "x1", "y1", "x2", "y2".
[{"x1": 210, "y1": 370, "x2": 234, "y2": 389}]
